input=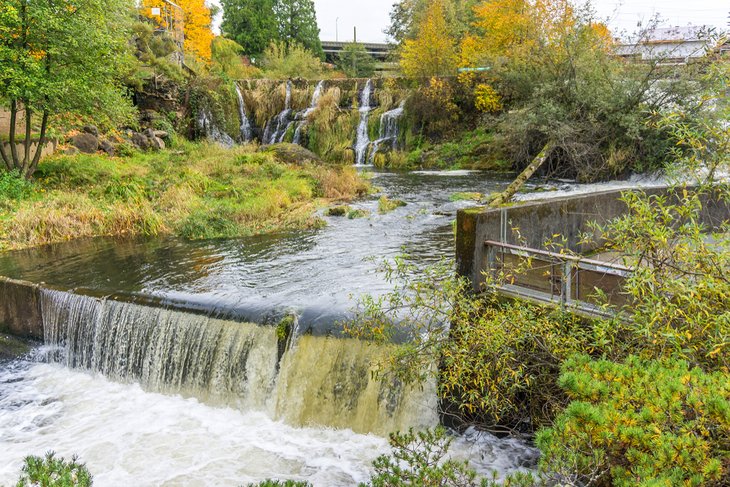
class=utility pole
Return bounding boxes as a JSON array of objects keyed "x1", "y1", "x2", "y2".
[{"x1": 336, "y1": 17, "x2": 339, "y2": 42}]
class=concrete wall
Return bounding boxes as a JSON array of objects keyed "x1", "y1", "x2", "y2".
[
  {"x1": 0, "y1": 277, "x2": 44, "y2": 339},
  {"x1": 456, "y1": 186, "x2": 730, "y2": 291}
]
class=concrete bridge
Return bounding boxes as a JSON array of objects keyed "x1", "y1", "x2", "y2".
[{"x1": 321, "y1": 41, "x2": 393, "y2": 63}]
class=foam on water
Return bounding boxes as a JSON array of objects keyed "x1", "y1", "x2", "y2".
[{"x1": 0, "y1": 358, "x2": 537, "y2": 486}]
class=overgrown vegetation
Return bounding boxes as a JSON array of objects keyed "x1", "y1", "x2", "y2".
[
  {"x1": 0, "y1": 141, "x2": 368, "y2": 250},
  {"x1": 347, "y1": 182, "x2": 730, "y2": 482}
]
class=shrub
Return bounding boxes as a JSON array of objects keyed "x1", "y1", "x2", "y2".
[
  {"x1": 537, "y1": 355, "x2": 730, "y2": 486},
  {"x1": 363, "y1": 428, "x2": 480, "y2": 487},
  {"x1": 16, "y1": 451, "x2": 92, "y2": 487},
  {"x1": 0, "y1": 170, "x2": 35, "y2": 201},
  {"x1": 261, "y1": 41, "x2": 323, "y2": 80}
]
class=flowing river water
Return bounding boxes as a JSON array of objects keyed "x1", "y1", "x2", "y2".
[{"x1": 0, "y1": 170, "x2": 665, "y2": 485}]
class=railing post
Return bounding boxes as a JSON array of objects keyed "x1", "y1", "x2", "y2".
[{"x1": 561, "y1": 260, "x2": 572, "y2": 307}]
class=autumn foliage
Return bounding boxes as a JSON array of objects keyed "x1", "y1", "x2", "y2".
[
  {"x1": 142, "y1": 0, "x2": 213, "y2": 62},
  {"x1": 399, "y1": 0, "x2": 457, "y2": 78}
]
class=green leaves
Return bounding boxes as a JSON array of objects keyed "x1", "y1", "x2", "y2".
[{"x1": 538, "y1": 355, "x2": 730, "y2": 486}]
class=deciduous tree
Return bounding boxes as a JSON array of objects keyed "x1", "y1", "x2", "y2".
[
  {"x1": 399, "y1": 0, "x2": 457, "y2": 78},
  {"x1": 220, "y1": 0, "x2": 279, "y2": 59},
  {"x1": 0, "y1": 0, "x2": 135, "y2": 178},
  {"x1": 337, "y1": 43, "x2": 376, "y2": 78}
]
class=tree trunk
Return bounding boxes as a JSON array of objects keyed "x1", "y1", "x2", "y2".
[
  {"x1": 25, "y1": 110, "x2": 49, "y2": 179},
  {"x1": 0, "y1": 134, "x2": 10, "y2": 171},
  {"x1": 9, "y1": 100, "x2": 20, "y2": 169},
  {"x1": 487, "y1": 142, "x2": 552, "y2": 207},
  {"x1": 22, "y1": 107, "x2": 32, "y2": 168}
]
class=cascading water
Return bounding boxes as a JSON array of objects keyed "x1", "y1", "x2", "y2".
[
  {"x1": 292, "y1": 80, "x2": 325, "y2": 145},
  {"x1": 263, "y1": 80, "x2": 293, "y2": 145},
  {"x1": 235, "y1": 83, "x2": 253, "y2": 143},
  {"x1": 354, "y1": 79, "x2": 374, "y2": 165},
  {"x1": 38, "y1": 288, "x2": 438, "y2": 435},
  {"x1": 369, "y1": 101, "x2": 406, "y2": 164},
  {"x1": 197, "y1": 109, "x2": 236, "y2": 148}
]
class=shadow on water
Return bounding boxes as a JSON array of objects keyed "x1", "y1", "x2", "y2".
[{"x1": 0, "y1": 170, "x2": 512, "y2": 332}]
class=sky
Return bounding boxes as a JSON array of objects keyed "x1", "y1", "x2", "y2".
[{"x1": 211, "y1": 0, "x2": 729, "y2": 44}]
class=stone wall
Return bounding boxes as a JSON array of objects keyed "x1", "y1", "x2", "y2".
[
  {"x1": 456, "y1": 186, "x2": 730, "y2": 291},
  {"x1": 0, "y1": 277, "x2": 44, "y2": 339}
]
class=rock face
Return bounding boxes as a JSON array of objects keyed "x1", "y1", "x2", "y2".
[
  {"x1": 70, "y1": 133, "x2": 99, "y2": 154},
  {"x1": 261, "y1": 143, "x2": 323, "y2": 165}
]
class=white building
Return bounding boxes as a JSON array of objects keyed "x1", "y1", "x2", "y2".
[{"x1": 616, "y1": 25, "x2": 727, "y2": 64}]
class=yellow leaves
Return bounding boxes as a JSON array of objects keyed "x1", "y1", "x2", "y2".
[
  {"x1": 400, "y1": 0, "x2": 457, "y2": 78},
  {"x1": 473, "y1": 83, "x2": 502, "y2": 113},
  {"x1": 141, "y1": 0, "x2": 213, "y2": 62}
]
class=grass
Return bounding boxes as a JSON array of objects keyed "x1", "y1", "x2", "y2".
[
  {"x1": 0, "y1": 141, "x2": 369, "y2": 250},
  {"x1": 378, "y1": 195, "x2": 406, "y2": 214}
]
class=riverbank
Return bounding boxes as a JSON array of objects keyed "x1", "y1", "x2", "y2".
[{"x1": 0, "y1": 142, "x2": 369, "y2": 250}]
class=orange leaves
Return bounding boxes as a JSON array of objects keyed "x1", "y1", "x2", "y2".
[
  {"x1": 179, "y1": 0, "x2": 213, "y2": 62},
  {"x1": 141, "y1": 0, "x2": 213, "y2": 62}
]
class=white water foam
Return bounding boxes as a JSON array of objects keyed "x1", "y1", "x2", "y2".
[{"x1": 0, "y1": 359, "x2": 537, "y2": 486}]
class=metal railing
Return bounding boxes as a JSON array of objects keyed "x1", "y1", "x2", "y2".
[{"x1": 484, "y1": 240, "x2": 633, "y2": 317}]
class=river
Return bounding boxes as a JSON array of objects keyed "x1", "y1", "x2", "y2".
[{"x1": 1, "y1": 169, "x2": 665, "y2": 485}]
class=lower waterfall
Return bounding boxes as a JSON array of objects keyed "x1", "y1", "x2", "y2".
[{"x1": 39, "y1": 289, "x2": 438, "y2": 435}]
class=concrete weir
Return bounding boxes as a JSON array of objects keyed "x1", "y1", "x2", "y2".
[
  {"x1": 0, "y1": 277, "x2": 43, "y2": 339},
  {"x1": 456, "y1": 185, "x2": 730, "y2": 292}
]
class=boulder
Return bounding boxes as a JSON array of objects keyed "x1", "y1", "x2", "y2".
[
  {"x1": 131, "y1": 132, "x2": 150, "y2": 151},
  {"x1": 70, "y1": 133, "x2": 99, "y2": 154},
  {"x1": 261, "y1": 143, "x2": 323, "y2": 165},
  {"x1": 82, "y1": 125, "x2": 99, "y2": 137},
  {"x1": 153, "y1": 130, "x2": 169, "y2": 139},
  {"x1": 149, "y1": 136, "x2": 165, "y2": 151},
  {"x1": 100, "y1": 140, "x2": 116, "y2": 157},
  {"x1": 63, "y1": 146, "x2": 80, "y2": 156}
]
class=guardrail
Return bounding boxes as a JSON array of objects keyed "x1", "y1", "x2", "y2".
[{"x1": 483, "y1": 240, "x2": 633, "y2": 318}]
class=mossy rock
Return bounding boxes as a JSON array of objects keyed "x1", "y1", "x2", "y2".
[
  {"x1": 347, "y1": 209, "x2": 370, "y2": 219},
  {"x1": 325, "y1": 205, "x2": 351, "y2": 217},
  {"x1": 0, "y1": 333, "x2": 31, "y2": 361},
  {"x1": 449, "y1": 192, "x2": 483, "y2": 202},
  {"x1": 260, "y1": 143, "x2": 323, "y2": 165},
  {"x1": 378, "y1": 196, "x2": 407, "y2": 214}
]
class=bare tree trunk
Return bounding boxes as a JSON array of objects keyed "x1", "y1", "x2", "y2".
[
  {"x1": 9, "y1": 100, "x2": 20, "y2": 169},
  {"x1": 487, "y1": 142, "x2": 552, "y2": 207},
  {"x1": 22, "y1": 107, "x2": 32, "y2": 169},
  {"x1": 25, "y1": 110, "x2": 49, "y2": 178}
]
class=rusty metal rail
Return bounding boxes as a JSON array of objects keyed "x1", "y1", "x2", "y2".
[{"x1": 483, "y1": 240, "x2": 633, "y2": 317}]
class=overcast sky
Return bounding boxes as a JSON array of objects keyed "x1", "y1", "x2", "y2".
[{"x1": 212, "y1": 0, "x2": 729, "y2": 43}]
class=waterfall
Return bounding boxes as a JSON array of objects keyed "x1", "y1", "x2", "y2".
[
  {"x1": 263, "y1": 80, "x2": 293, "y2": 145},
  {"x1": 39, "y1": 289, "x2": 438, "y2": 435},
  {"x1": 197, "y1": 109, "x2": 236, "y2": 148},
  {"x1": 354, "y1": 79, "x2": 374, "y2": 166},
  {"x1": 292, "y1": 80, "x2": 325, "y2": 145},
  {"x1": 235, "y1": 84, "x2": 253, "y2": 143},
  {"x1": 368, "y1": 101, "x2": 406, "y2": 164}
]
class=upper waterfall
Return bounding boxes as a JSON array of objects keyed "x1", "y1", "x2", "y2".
[{"x1": 354, "y1": 79, "x2": 374, "y2": 165}]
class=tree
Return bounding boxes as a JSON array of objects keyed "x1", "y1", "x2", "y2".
[
  {"x1": 0, "y1": 0, "x2": 135, "y2": 178},
  {"x1": 337, "y1": 43, "x2": 376, "y2": 78},
  {"x1": 178, "y1": 0, "x2": 214, "y2": 61},
  {"x1": 142, "y1": 0, "x2": 214, "y2": 62},
  {"x1": 220, "y1": 0, "x2": 279, "y2": 59},
  {"x1": 261, "y1": 41, "x2": 322, "y2": 79},
  {"x1": 211, "y1": 37, "x2": 261, "y2": 79},
  {"x1": 274, "y1": 0, "x2": 323, "y2": 59},
  {"x1": 400, "y1": 0, "x2": 457, "y2": 78}
]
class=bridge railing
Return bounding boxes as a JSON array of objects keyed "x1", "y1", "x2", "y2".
[{"x1": 483, "y1": 240, "x2": 633, "y2": 317}]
